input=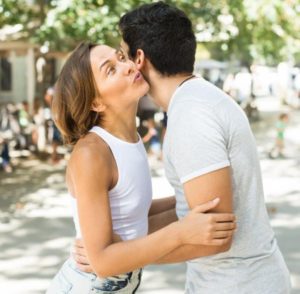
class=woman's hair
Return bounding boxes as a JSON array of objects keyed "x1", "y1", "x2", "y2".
[{"x1": 52, "y1": 42, "x2": 102, "y2": 145}]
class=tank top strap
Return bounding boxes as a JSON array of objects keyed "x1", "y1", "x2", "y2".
[{"x1": 89, "y1": 126, "x2": 142, "y2": 148}]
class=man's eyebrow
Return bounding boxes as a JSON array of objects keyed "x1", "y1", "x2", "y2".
[{"x1": 99, "y1": 49, "x2": 117, "y2": 71}]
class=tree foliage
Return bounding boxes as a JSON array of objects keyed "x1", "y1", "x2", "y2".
[{"x1": 0, "y1": 0, "x2": 299, "y2": 65}]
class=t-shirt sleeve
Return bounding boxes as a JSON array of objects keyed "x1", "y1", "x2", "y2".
[{"x1": 168, "y1": 101, "x2": 230, "y2": 183}]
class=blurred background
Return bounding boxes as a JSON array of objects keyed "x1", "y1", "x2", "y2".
[{"x1": 0, "y1": 0, "x2": 299, "y2": 293}]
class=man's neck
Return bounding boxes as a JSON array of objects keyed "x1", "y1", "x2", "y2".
[{"x1": 146, "y1": 71, "x2": 195, "y2": 111}]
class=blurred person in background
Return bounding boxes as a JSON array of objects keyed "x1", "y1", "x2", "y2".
[
  {"x1": 44, "y1": 86, "x2": 62, "y2": 163},
  {"x1": 0, "y1": 135, "x2": 12, "y2": 173},
  {"x1": 137, "y1": 94, "x2": 158, "y2": 136},
  {"x1": 294, "y1": 70, "x2": 300, "y2": 108},
  {"x1": 17, "y1": 101, "x2": 32, "y2": 150},
  {"x1": 142, "y1": 117, "x2": 161, "y2": 160},
  {"x1": 31, "y1": 97, "x2": 46, "y2": 153},
  {"x1": 269, "y1": 113, "x2": 289, "y2": 159}
]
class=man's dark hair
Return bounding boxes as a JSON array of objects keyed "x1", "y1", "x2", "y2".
[{"x1": 119, "y1": 1, "x2": 196, "y2": 76}]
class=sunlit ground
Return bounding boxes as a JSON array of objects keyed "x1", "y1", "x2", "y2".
[{"x1": 0, "y1": 96, "x2": 299, "y2": 293}]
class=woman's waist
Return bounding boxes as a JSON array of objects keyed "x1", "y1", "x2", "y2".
[
  {"x1": 112, "y1": 217, "x2": 149, "y2": 240},
  {"x1": 72, "y1": 215, "x2": 149, "y2": 241}
]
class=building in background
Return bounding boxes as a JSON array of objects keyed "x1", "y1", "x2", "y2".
[{"x1": 0, "y1": 25, "x2": 66, "y2": 112}]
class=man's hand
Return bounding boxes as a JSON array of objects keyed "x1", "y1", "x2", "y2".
[{"x1": 72, "y1": 234, "x2": 122, "y2": 273}]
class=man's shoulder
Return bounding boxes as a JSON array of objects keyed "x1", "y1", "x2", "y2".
[{"x1": 172, "y1": 78, "x2": 229, "y2": 110}]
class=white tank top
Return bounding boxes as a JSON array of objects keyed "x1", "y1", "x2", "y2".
[{"x1": 71, "y1": 126, "x2": 152, "y2": 241}]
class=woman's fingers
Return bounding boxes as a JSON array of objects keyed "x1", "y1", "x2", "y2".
[
  {"x1": 209, "y1": 237, "x2": 231, "y2": 246},
  {"x1": 212, "y1": 230, "x2": 235, "y2": 239},
  {"x1": 215, "y1": 221, "x2": 237, "y2": 231},
  {"x1": 191, "y1": 198, "x2": 220, "y2": 213},
  {"x1": 212, "y1": 213, "x2": 236, "y2": 223}
]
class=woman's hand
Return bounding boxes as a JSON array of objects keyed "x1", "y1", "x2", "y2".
[
  {"x1": 178, "y1": 198, "x2": 236, "y2": 246},
  {"x1": 72, "y1": 233, "x2": 122, "y2": 273}
]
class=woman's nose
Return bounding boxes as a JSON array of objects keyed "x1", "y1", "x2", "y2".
[{"x1": 123, "y1": 60, "x2": 135, "y2": 75}]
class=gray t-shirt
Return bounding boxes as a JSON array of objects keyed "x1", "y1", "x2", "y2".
[{"x1": 163, "y1": 78, "x2": 290, "y2": 293}]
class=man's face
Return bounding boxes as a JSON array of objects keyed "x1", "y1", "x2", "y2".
[
  {"x1": 120, "y1": 39, "x2": 150, "y2": 83},
  {"x1": 120, "y1": 39, "x2": 145, "y2": 72}
]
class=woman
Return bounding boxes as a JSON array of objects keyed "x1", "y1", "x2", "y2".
[{"x1": 46, "y1": 42, "x2": 235, "y2": 293}]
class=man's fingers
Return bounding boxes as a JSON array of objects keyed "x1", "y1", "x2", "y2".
[
  {"x1": 72, "y1": 246, "x2": 86, "y2": 256},
  {"x1": 192, "y1": 198, "x2": 220, "y2": 213}
]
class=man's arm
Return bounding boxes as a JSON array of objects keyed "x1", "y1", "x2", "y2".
[
  {"x1": 148, "y1": 207, "x2": 178, "y2": 234},
  {"x1": 154, "y1": 167, "x2": 234, "y2": 264},
  {"x1": 148, "y1": 196, "x2": 176, "y2": 216}
]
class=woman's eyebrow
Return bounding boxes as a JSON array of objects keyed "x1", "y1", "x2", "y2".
[
  {"x1": 115, "y1": 46, "x2": 123, "y2": 54},
  {"x1": 99, "y1": 49, "x2": 118, "y2": 70}
]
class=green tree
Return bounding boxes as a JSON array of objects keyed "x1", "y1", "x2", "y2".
[
  {"x1": 1, "y1": 0, "x2": 299, "y2": 65},
  {"x1": 204, "y1": 0, "x2": 300, "y2": 65}
]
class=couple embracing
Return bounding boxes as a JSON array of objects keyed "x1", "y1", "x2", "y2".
[{"x1": 46, "y1": 2, "x2": 290, "y2": 294}]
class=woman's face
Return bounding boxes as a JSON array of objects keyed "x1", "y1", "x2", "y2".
[{"x1": 90, "y1": 45, "x2": 149, "y2": 111}]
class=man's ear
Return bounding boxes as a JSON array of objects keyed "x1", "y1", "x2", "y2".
[
  {"x1": 134, "y1": 49, "x2": 145, "y2": 71},
  {"x1": 91, "y1": 98, "x2": 106, "y2": 113}
]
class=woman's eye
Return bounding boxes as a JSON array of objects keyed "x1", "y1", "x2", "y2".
[
  {"x1": 107, "y1": 66, "x2": 116, "y2": 75},
  {"x1": 119, "y1": 53, "x2": 126, "y2": 62}
]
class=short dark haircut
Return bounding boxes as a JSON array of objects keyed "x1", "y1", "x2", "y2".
[
  {"x1": 119, "y1": 1, "x2": 196, "y2": 76},
  {"x1": 53, "y1": 42, "x2": 102, "y2": 145}
]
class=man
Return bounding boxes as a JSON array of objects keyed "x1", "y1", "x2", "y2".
[{"x1": 75, "y1": 2, "x2": 290, "y2": 293}]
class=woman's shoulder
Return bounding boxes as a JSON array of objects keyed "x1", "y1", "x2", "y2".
[{"x1": 69, "y1": 132, "x2": 112, "y2": 169}]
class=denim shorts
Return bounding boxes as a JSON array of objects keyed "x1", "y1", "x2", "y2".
[{"x1": 46, "y1": 258, "x2": 142, "y2": 294}]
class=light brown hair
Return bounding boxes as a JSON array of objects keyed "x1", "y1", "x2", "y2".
[{"x1": 52, "y1": 42, "x2": 102, "y2": 145}]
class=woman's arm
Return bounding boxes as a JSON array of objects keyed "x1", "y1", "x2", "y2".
[
  {"x1": 70, "y1": 138, "x2": 235, "y2": 278},
  {"x1": 154, "y1": 240, "x2": 234, "y2": 264}
]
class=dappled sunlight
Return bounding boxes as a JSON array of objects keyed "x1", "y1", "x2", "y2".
[
  {"x1": 0, "y1": 215, "x2": 73, "y2": 293},
  {"x1": 264, "y1": 178, "x2": 300, "y2": 201},
  {"x1": 270, "y1": 214, "x2": 300, "y2": 229},
  {"x1": 0, "y1": 279, "x2": 49, "y2": 294},
  {"x1": 291, "y1": 274, "x2": 300, "y2": 293},
  {"x1": 44, "y1": 237, "x2": 73, "y2": 250},
  {"x1": 1, "y1": 174, "x2": 31, "y2": 184},
  {"x1": 46, "y1": 173, "x2": 65, "y2": 185}
]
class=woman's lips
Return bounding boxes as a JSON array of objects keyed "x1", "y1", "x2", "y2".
[{"x1": 134, "y1": 72, "x2": 142, "y2": 82}]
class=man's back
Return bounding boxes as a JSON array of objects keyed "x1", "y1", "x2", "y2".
[{"x1": 163, "y1": 77, "x2": 290, "y2": 293}]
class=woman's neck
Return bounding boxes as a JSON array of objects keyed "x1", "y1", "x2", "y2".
[{"x1": 99, "y1": 106, "x2": 138, "y2": 143}]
